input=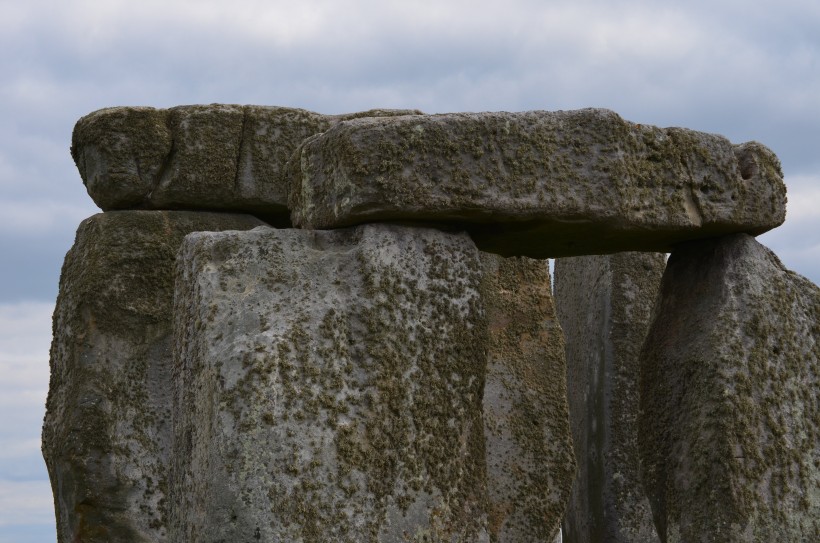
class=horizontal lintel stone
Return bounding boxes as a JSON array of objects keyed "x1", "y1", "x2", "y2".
[
  {"x1": 287, "y1": 108, "x2": 786, "y2": 258},
  {"x1": 71, "y1": 105, "x2": 423, "y2": 220}
]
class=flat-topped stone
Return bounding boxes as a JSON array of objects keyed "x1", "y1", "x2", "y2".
[
  {"x1": 71, "y1": 105, "x2": 422, "y2": 221},
  {"x1": 287, "y1": 109, "x2": 786, "y2": 258}
]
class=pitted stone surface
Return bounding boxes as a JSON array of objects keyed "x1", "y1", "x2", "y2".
[
  {"x1": 555, "y1": 253, "x2": 665, "y2": 543},
  {"x1": 42, "y1": 210, "x2": 266, "y2": 543},
  {"x1": 171, "y1": 225, "x2": 490, "y2": 542},
  {"x1": 170, "y1": 224, "x2": 575, "y2": 542},
  {"x1": 481, "y1": 254, "x2": 575, "y2": 542},
  {"x1": 640, "y1": 234, "x2": 820, "y2": 542},
  {"x1": 287, "y1": 109, "x2": 785, "y2": 257},
  {"x1": 71, "y1": 105, "x2": 422, "y2": 219}
]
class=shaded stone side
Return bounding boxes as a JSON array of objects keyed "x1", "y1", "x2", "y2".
[
  {"x1": 639, "y1": 234, "x2": 820, "y2": 542},
  {"x1": 554, "y1": 253, "x2": 665, "y2": 543},
  {"x1": 42, "y1": 210, "x2": 266, "y2": 543},
  {"x1": 480, "y1": 255, "x2": 575, "y2": 542},
  {"x1": 71, "y1": 105, "x2": 422, "y2": 220},
  {"x1": 170, "y1": 225, "x2": 491, "y2": 542},
  {"x1": 287, "y1": 109, "x2": 785, "y2": 257}
]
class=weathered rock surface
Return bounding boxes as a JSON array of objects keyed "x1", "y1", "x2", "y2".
[
  {"x1": 43, "y1": 210, "x2": 266, "y2": 543},
  {"x1": 71, "y1": 105, "x2": 423, "y2": 219},
  {"x1": 287, "y1": 109, "x2": 785, "y2": 258},
  {"x1": 639, "y1": 234, "x2": 820, "y2": 542},
  {"x1": 555, "y1": 253, "x2": 665, "y2": 543},
  {"x1": 481, "y1": 254, "x2": 575, "y2": 542},
  {"x1": 170, "y1": 224, "x2": 575, "y2": 541}
]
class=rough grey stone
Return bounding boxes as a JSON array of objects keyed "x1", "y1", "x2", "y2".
[
  {"x1": 170, "y1": 224, "x2": 575, "y2": 541},
  {"x1": 481, "y1": 254, "x2": 575, "y2": 542},
  {"x1": 42, "y1": 210, "x2": 266, "y2": 543},
  {"x1": 71, "y1": 105, "x2": 423, "y2": 220},
  {"x1": 287, "y1": 109, "x2": 785, "y2": 258},
  {"x1": 639, "y1": 234, "x2": 820, "y2": 542},
  {"x1": 555, "y1": 253, "x2": 666, "y2": 543},
  {"x1": 170, "y1": 224, "x2": 489, "y2": 542}
]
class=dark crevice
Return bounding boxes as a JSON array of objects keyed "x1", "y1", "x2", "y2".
[
  {"x1": 234, "y1": 106, "x2": 250, "y2": 191},
  {"x1": 148, "y1": 112, "x2": 177, "y2": 204}
]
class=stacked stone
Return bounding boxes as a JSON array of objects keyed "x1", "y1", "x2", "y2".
[{"x1": 44, "y1": 104, "x2": 816, "y2": 543}]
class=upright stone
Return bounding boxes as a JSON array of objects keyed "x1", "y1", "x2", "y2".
[
  {"x1": 170, "y1": 224, "x2": 576, "y2": 541},
  {"x1": 71, "y1": 105, "x2": 422, "y2": 221},
  {"x1": 640, "y1": 234, "x2": 820, "y2": 542},
  {"x1": 43, "y1": 210, "x2": 266, "y2": 543},
  {"x1": 481, "y1": 254, "x2": 575, "y2": 541},
  {"x1": 171, "y1": 225, "x2": 490, "y2": 541},
  {"x1": 288, "y1": 109, "x2": 785, "y2": 257},
  {"x1": 554, "y1": 253, "x2": 666, "y2": 543}
]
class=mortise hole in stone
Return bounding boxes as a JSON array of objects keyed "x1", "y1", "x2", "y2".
[{"x1": 739, "y1": 152, "x2": 756, "y2": 180}]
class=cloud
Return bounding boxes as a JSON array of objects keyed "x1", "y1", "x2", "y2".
[
  {"x1": 757, "y1": 174, "x2": 820, "y2": 284},
  {"x1": 0, "y1": 481, "x2": 54, "y2": 527},
  {"x1": 782, "y1": 174, "x2": 820, "y2": 222},
  {"x1": 0, "y1": 302, "x2": 53, "y2": 530},
  {"x1": 0, "y1": 301, "x2": 51, "y2": 410},
  {"x1": 0, "y1": 199, "x2": 94, "y2": 237}
]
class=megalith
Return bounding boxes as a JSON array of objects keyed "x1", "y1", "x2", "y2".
[
  {"x1": 48, "y1": 103, "x2": 806, "y2": 543},
  {"x1": 287, "y1": 109, "x2": 785, "y2": 258},
  {"x1": 71, "y1": 105, "x2": 422, "y2": 220},
  {"x1": 554, "y1": 253, "x2": 666, "y2": 543},
  {"x1": 481, "y1": 254, "x2": 575, "y2": 541},
  {"x1": 170, "y1": 224, "x2": 575, "y2": 542},
  {"x1": 43, "y1": 210, "x2": 266, "y2": 543},
  {"x1": 639, "y1": 234, "x2": 820, "y2": 541}
]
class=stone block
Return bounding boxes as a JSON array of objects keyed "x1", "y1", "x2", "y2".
[
  {"x1": 42, "y1": 210, "x2": 266, "y2": 543},
  {"x1": 71, "y1": 105, "x2": 422, "y2": 220},
  {"x1": 481, "y1": 254, "x2": 575, "y2": 541},
  {"x1": 555, "y1": 253, "x2": 666, "y2": 543},
  {"x1": 639, "y1": 234, "x2": 820, "y2": 541},
  {"x1": 287, "y1": 109, "x2": 785, "y2": 258},
  {"x1": 170, "y1": 224, "x2": 575, "y2": 541}
]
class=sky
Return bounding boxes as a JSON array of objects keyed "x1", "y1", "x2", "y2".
[{"x1": 1, "y1": 0, "x2": 818, "y2": 540}]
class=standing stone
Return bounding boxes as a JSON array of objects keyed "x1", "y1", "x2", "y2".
[
  {"x1": 171, "y1": 225, "x2": 489, "y2": 542},
  {"x1": 43, "y1": 210, "x2": 266, "y2": 543},
  {"x1": 554, "y1": 253, "x2": 666, "y2": 543},
  {"x1": 481, "y1": 254, "x2": 575, "y2": 542},
  {"x1": 640, "y1": 234, "x2": 820, "y2": 542},
  {"x1": 171, "y1": 224, "x2": 576, "y2": 541},
  {"x1": 287, "y1": 109, "x2": 786, "y2": 257},
  {"x1": 71, "y1": 105, "x2": 422, "y2": 220}
]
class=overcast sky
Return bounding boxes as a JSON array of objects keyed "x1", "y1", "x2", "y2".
[{"x1": 1, "y1": 0, "x2": 818, "y2": 540}]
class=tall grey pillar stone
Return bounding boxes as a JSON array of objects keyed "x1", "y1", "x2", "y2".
[
  {"x1": 482, "y1": 254, "x2": 575, "y2": 541},
  {"x1": 640, "y1": 234, "x2": 820, "y2": 542},
  {"x1": 43, "y1": 211, "x2": 266, "y2": 543},
  {"x1": 555, "y1": 252, "x2": 666, "y2": 543}
]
